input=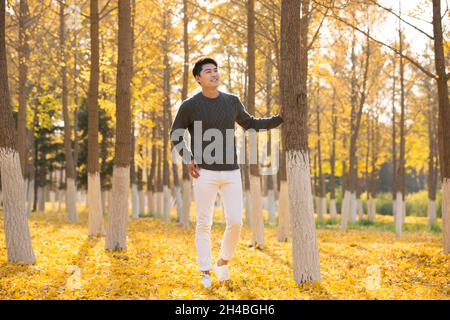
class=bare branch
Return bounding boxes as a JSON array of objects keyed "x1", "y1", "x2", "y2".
[
  {"x1": 99, "y1": 0, "x2": 113, "y2": 16},
  {"x1": 53, "y1": 0, "x2": 89, "y2": 19},
  {"x1": 99, "y1": 5, "x2": 118, "y2": 20},
  {"x1": 307, "y1": 6, "x2": 330, "y2": 50},
  {"x1": 365, "y1": 0, "x2": 434, "y2": 40},
  {"x1": 314, "y1": 3, "x2": 437, "y2": 79}
]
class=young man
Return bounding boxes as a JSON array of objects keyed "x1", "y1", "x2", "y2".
[{"x1": 170, "y1": 57, "x2": 283, "y2": 288}]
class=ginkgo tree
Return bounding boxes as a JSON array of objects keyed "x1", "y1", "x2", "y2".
[{"x1": 0, "y1": 0, "x2": 35, "y2": 264}]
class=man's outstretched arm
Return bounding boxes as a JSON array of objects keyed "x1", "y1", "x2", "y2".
[{"x1": 235, "y1": 96, "x2": 283, "y2": 131}]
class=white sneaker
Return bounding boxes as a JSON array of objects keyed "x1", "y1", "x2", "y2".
[
  {"x1": 212, "y1": 261, "x2": 230, "y2": 281},
  {"x1": 201, "y1": 273, "x2": 212, "y2": 289}
]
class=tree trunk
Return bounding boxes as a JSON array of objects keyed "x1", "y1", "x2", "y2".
[
  {"x1": 172, "y1": 164, "x2": 182, "y2": 223},
  {"x1": 168, "y1": 96, "x2": 181, "y2": 222},
  {"x1": 246, "y1": 0, "x2": 265, "y2": 248},
  {"x1": 343, "y1": 23, "x2": 370, "y2": 229},
  {"x1": 425, "y1": 77, "x2": 438, "y2": 225},
  {"x1": 281, "y1": 0, "x2": 320, "y2": 283},
  {"x1": 156, "y1": 147, "x2": 163, "y2": 217},
  {"x1": 149, "y1": 122, "x2": 157, "y2": 215},
  {"x1": 181, "y1": 178, "x2": 191, "y2": 228},
  {"x1": 59, "y1": 1, "x2": 78, "y2": 222},
  {"x1": 391, "y1": 55, "x2": 397, "y2": 218},
  {"x1": 316, "y1": 97, "x2": 326, "y2": 220},
  {"x1": 395, "y1": 17, "x2": 406, "y2": 236},
  {"x1": 0, "y1": 0, "x2": 35, "y2": 263},
  {"x1": 57, "y1": 165, "x2": 64, "y2": 212},
  {"x1": 138, "y1": 164, "x2": 145, "y2": 216},
  {"x1": 340, "y1": 132, "x2": 349, "y2": 228},
  {"x1": 277, "y1": 119, "x2": 290, "y2": 241},
  {"x1": 50, "y1": 177, "x2": 56, "y2": 212},
  {"x1": 277, "y1": 178, "x2": 290, "y2": 242},
  {"x1": 356, "y1": 160, "x2": 364, "y2": 220},
  {"x1": 265, "y1": 45, "x2": 276, "y2": 224},
  {"x1": 364, "y1": 114, "x2": 371, "y2": 220},
  {"x1": 368, "y1": 115, "x2": 379, "y2": 222},
  {"x1": 161, "y1": 6, "x2": 172, "y2": 222},
  {"x1": 18, "y1": 0, "x2": 29, "y2": 179},
  {"x1": 87, "y1": 0, "x2": 104, "y2": 237},
  {"x1": 330, "y1": 89, "x2": 337, "y2": 219},
  {"x1": 180, "y1": 0, "x2": 191, "y2": 228},
  {"x1": 242, "y1": 164, "x2": 252, "y2": 228},
  {"x1": 342, "y1": 34, "x2": 357, "y2": 229},
  {"x1": 313, "y1": 152, "x2": 318, "y2": 213},
  {"x1": 105, "y1": 0, "x2": 133, "y2": 251},
  {"x1": 73, "y1": 32, "x2": 80, "y2": 171},
  {"x1": 432, "y1": 0, "x2": 450, "y2": 253},
  {"x1": 130, "y1": 0, "x2": 138, "y2": 221},
  {"x1": 26, "y1": 106, "x2": 37, "y2": 216},
  {"x1": 131, "y1": 124, "x2": 139, "y2": 220}
]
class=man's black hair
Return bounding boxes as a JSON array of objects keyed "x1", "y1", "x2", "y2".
[{"x1": 192, "y1": 57, "x2": 218, "y2": 78}]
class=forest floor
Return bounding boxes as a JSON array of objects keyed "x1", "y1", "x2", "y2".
[{"x1": 0, "y1": 205, "x2": 448, "y2": 300}]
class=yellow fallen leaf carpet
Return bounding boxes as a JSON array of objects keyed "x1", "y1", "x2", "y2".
[{"x1": 0, "y1": 207, "x2": 448, "y2": 299}]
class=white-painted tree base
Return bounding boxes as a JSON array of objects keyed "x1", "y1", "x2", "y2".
[
  {"x1": 108, "y1": 190, "x2": 114, "y2": 214},
  {"x1": 392, "y1": 199, "x2": 396, "y2": 217},
  {"x1": 37, "y1": 187, "x2": 45, "y2": 212},
  {"x1": 340, "y1": 190, "x2": 351, "y2": 230},
  {"x1": 147, "y1": 191, "x2": 154, "y2": 216},
  {"x1": 330, "y1": 198, "x2": 337, "y2": 220},
  {"x1": 286, "y1": 150, "x2": 320, "y2": 283},
  {"x1": 349, "y1": 192, "x2": 357, "y2": 222},
  {"x1": 23, "y1": 178, "x2": 28, "y2": 212},
  {"x1": 26, "y1": 179, "x2": 34, "y2": 216},
  {"x1": 262, "y1": 196, "x2": 267, "y2": 211},
  {"x1": 139, "y1": 190, "x2": 146, "y2": 216},
  {"x1": 442, "y1": 178, "x2": 450, "y2": 254},
  {"x1": 277, "y1": 180, "x2": 290, "y2": 242},
  {"x1": 395, "y1": 192, "x2": 403, "y2": 237},
  {"x1": 84, "y1": 190, "x2": 88, "y2": 207},
  {"x1": 163, "y1": 186, "x2": 171, "y2": 222},
  {"x1": 428, "y1": 200, "x2": 436, "y2": 225},
  {"x1": 181, "y1": 180, "x2": 191, "y2": 228},
  {"x1": 174, "y1": 186, "x2": 182, "y2": 223},
  {"x1": 66, "y1": 178, "x2": 78, "y2": 222},
  {"x1": 356, "y1": 198, "x2": 364, "y2": 220},
  {"x1": 156, "y1": 192, "x2": 163, "y2": 217},
  {"x1": 0, "y1": 149, "x2": 35, "y2": 263},
  {"x1": 131, "y1": 184, "x2": 139, "y2": 220},
  {"x1": 50, "y1": 191, "x2": 56, "y2": 212},
  {"x1": 88, "y1": 173, "x2": 105, "y2": 237},
  {"x1": 105, "y1": 166, "x2": 130, "y2": 251},
  {"x1": 268, "y1": 189, "x2": 276, "y2": 223},
  {"x1": 368, "y1": 198, "x2": 376, "y2": 222},
  {"x1": 250, "y1": 174, "x2": 265, "y2": 248},
  {"x1": 101, "y1": 190, "x2": 108, "y2": 214},
  {"x1": 314, "y1": 196, "x2": 319, "y2": 216},
  {"x1": 402, "y1": 201, "x2": 406, "y2": 224},
  {"x1": 318, "y1": 197, "x2": 326, "y2": 221},
  {"x1": 78, "y1": 191, "x2": 87, "y2": 207},
  {"x1": 57, "y1": 189, "x2": 64, "y2": 212},
  {"x1": 244, "y1": 189, "x2": 252, "y2": 228}
]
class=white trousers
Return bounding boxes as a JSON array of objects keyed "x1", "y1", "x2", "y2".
[{"x1": 193, "y1": 168, "x2": 243, "y2": 271}]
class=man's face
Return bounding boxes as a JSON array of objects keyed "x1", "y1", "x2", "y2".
[{"x1": 196, "y1": 63, "x2": 220, "y2": 88}]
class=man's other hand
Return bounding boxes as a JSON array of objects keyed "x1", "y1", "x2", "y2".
[{"x1": 188, "y1": 160, "x2": 200, "y2": 179}]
